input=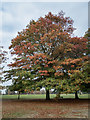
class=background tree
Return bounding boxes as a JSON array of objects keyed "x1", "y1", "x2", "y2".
[
  {"x1": 0, "y1": 46, "x2": 8, "y2": 94},
  {"x1": 84, "y1": 28, "x2": 90, "y2": 56},
  {"x1": 0, "y1": 46, "x2": 7, "y2": 79},
  {"x1": 77, "y1": 28, "x2": 90, "y2": 95},
  {"x1": 84, "y1": 28, "x2": 90, "y2": 38},
  {"x1": 59, "y1": 29, "x2": 89, "y2": 99},
  {"x1": 79, "y1": 61, "x2": 90, "y2": 93}
]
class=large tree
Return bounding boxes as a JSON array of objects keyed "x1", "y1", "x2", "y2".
[{"x1": 7, "y1": 11, "x2": 88, "y2": 100}]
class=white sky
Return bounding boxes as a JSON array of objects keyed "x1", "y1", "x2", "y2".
[
  {"x1": 0, "y1": 1, "x2": 89, "y2": 88},
  {"x1": 1, "y1": 2, "x2": 88, "y2": 49}
]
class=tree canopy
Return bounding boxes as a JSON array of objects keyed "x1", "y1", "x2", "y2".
[{"x1": 4, "y1": 11, "x2": 89, "y2": 99}]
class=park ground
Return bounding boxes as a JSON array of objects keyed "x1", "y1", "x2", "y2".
[{"x1": 1, "y1": 94, "x2": 90, "y2": 118}]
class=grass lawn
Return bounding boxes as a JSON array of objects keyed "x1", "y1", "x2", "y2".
[{"x1": 1, "y1": 93, "x2": 89, "y2": 99}]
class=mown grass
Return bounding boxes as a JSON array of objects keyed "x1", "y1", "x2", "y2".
[{"x1": 1, "y1": 93, "x2": 89, "y2": 99}]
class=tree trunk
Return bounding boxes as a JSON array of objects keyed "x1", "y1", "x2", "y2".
[
  {"x1": 75, "y1": 91, "x2": 79, "y2": 99},
  {"x1": 56, "y1": 91, "x2": 60, "y2": 99},
  {"x1": 46, "y1": 89, "x2": 50, "y2": 100},
  {"x1": 18, "y1": 91, "x2": 20, "y2": 100}
]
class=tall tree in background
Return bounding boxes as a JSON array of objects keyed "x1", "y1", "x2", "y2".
[
  {"x1": 84, "y1": 28, "x2": 90, "y2": 55},
  {"x1": 77, "y1": 28, "x2": 90, "y2": 95},
  {"x1": 84, "y1": 28, "x2": 90, "y2": 38},
  {"x1": 0, "y1": 46, "x2": 8, "y2": 91},
  {"x1": 6, "y1": 11, "x2": 88, "y2": 100},
  {"x1": 61, "y1": 36, "x2": 88, "y2": 99}
]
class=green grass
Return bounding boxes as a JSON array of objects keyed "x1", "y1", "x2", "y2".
[
  {"x1": 1, "y1": 94, "x2": 55, "y2": 99},
  {"x1": 61, "y1": 94, "x2": 89, "y2": 99},
  {"x1": 1, "y1": 93, "x2": 89, "y2": 99}
]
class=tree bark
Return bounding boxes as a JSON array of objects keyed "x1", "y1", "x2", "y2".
[
  {"x1": 56, "y1": 91, "x2": 60, "y2": 98},
  {"x1": 75, "y1": 91, "x2": 79, "y2": 99},
  {"x1": 18, "y1": 91, "x2": 20, "y2": 100},
  {"x1": 46, "y1": 89, "x2": 50, "y2": 100}
]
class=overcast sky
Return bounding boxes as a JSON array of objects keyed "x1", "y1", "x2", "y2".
[
  {"x1": 0, "y1": 1, "x2": 88, "y2": 88},
  {"x1": 1, "y1": 2, "x2": 88, "y2": 50}
]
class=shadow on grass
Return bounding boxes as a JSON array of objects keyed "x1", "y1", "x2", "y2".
[{"x1": 2, "y1": 98, "x2": 90, "y2": 103}]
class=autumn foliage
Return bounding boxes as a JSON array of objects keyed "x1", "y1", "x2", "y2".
[{"x1": 6, "y1": 11, "x2": 89, "y2": 99}]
